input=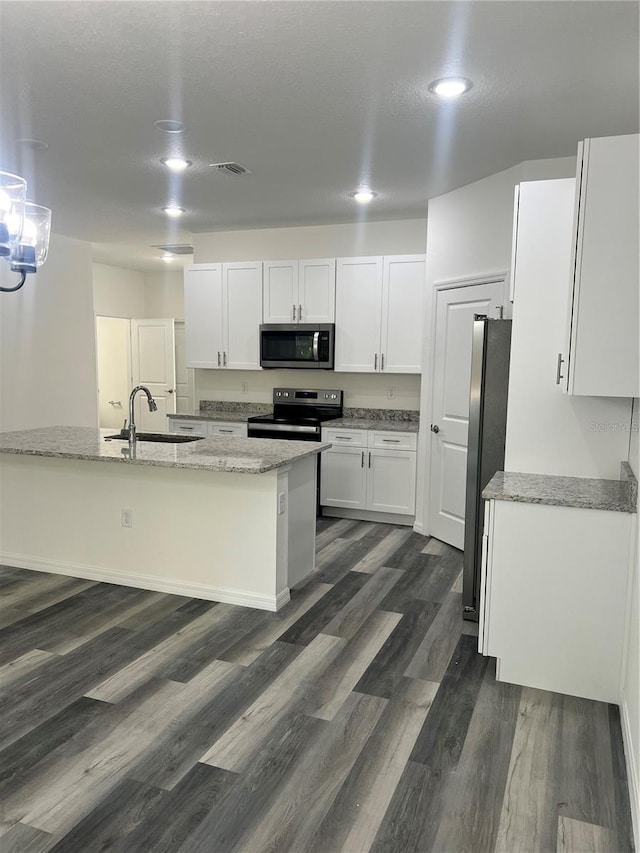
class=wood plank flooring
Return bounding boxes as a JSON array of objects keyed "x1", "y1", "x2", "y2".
[{"x1": 0, "y1": 518, "x2": 634, "y2": 852}]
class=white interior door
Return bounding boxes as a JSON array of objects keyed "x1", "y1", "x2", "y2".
[
  {"x1": 428, "y1": 280, "x2": 505, "y2": 548},
  {"x1": 174, "y1": 321, "x2": 194, "y2": 414},
  {"x1": 131, "y1": 318, "x2": 176, "y2": 432},
  {"x1": 95, "y1": 316, "x2": 130, "y2": 429}
]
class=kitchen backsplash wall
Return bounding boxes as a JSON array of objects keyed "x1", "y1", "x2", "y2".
[{"x1": 194, "y1": 369, "x2": 421, "y2": 411}]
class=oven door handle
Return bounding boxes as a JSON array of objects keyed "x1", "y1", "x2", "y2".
[
  {"x1": 248, "y1": 423, "x2": 319, "y2": 435},
  {"x1": 312, "y1": 331, "x2": 320, "y2": 362}
]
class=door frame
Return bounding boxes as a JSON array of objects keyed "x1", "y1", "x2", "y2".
[{"x1": 414, "y1": 271, "x2": 510, "y2": 538}]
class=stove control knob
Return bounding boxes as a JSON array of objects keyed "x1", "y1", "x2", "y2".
[
  {"x1": 331, "y1": 393, "x2": 337, "y2": 399},
  {"x1": 283, "y1": 392, "x2": 289, "y2": 397}
]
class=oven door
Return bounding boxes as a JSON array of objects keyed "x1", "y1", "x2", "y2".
[{"x1": 260, "y1": 324, "x2": 334, "y2": 369}]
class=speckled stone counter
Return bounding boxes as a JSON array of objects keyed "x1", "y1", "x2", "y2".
[
  {"x1": 483, "y1": 470, "x2": 637, "y2": 513},
  {"x1": 167, "y1": 409, "x2": 264, "y2": 423},
  {"x1": 327, "y1": 409, "x2": 420, "y2": 433},
  {"x1": 0, "y1": 426, "x2": 329, "y2": 474}
]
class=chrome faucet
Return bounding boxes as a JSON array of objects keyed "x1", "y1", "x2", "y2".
[{"x1": 126, "y1": 385, "x2": 158, "y2": 444}]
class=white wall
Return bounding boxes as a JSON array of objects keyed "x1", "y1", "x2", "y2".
[
  {"x1": 92, "y1": 263, "x2": 145, "y2": 318},
  {"x1": 144, "y1": 270, "x2": 185, "y2": 319},
  {"x1": 196, "y1": 369, "x2": 420, "y2": 411},
  {"x1": 0, "y1": 234, "x2": 98, "y2": 431},
  {"x1": 193, "y1": 218, "x2": 427, "y2": 262},
  {"x1": 416, "y1": 157, "x2": 577, "y2": 530}
]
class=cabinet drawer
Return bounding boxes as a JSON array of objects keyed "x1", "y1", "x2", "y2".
[
  {"x1": 167, "y1": 419, "x2": 208, "y2": 435},
  {"x1": 322, "y1": 428, "x2": 367, "y2": 448},
  {"x1": 211, "y1": 422, "x2": 247, "y2": 438},
  {"x1": 368, "y1": 430, "x2": 417, "y2": 451}
]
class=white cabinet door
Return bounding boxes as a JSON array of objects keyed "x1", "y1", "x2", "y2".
[
  {"x1": 184, "y1": 265, "x2": 223, "y2": 369},
  {"x1": 335, "y1": 257, "x2": 383, "y2": 372},
  {"x1": 223, "y1": 262, "x2": 262, "y2": 370},
  {"x1": 380, "y1": 255, "x2": 425, "y2": 374},
  {"x1": 299, "y1": 258, "x2": 336, "y2": 323},
  {"x1": 263, "y1": 261, "x2": 298, "y2": 323},
  {"x1": 565, "y1": 134, "x2": 639, "y2": 397},
  {"x1": 367, "y1": 448, "x2": 417, "y2": 515},
  {"x1": 320, "y1": 446, "x2": 367, "y2": 509}
]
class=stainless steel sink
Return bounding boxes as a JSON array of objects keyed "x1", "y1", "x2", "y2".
[{"x1": 104, "y1": 432, "x2": 205, "y2": 444}]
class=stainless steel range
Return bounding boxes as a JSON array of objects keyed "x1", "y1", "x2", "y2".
[{"x1": 247, "y1": 387, "x2": 343, "y2": 441}]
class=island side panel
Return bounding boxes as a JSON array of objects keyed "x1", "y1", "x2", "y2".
[
  {"x1": 281, "y1": 454, "x2": 318, "y2": 588},
  {"x1": 0, "y1": 454, "x2": 286, "y2": 610}
]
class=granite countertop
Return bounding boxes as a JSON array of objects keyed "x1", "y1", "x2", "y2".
[
  {"x1": 167, "y1": 411, "x2": 262, "y2": 423},
  {"x1": 483, "y1": 470, "x2": 637, "y2": 513},
  {"x1": 0, "y1": 426, "x2": 330, "y2": 475}
]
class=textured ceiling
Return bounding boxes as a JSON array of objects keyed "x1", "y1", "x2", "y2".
[{"x1": 1, "y1": 1, "x2": 638, "y2": 271}]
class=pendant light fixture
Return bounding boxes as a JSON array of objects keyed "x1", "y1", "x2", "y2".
[{"x1": 0, "y1": 170, "x2": 52, "y2": 293}]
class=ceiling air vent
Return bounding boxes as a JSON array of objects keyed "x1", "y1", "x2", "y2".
[
  {"x1": 209, "y1": 161, "x2": 252, "y2": 176},
  {"x1": 151, "y1": 244, "x2": 194, "y2": 255}
]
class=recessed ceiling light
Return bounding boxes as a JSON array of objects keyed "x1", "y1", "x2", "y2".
[
  {"x1": 160, "y1": 157, "x2": 192, "y2": 172},
  {"x1": 350, "y1": 190, "x2": 377, "y2": 204},
  {"x1": 162, "y1": 205, "x2": 185, "y2": 218},
  {"x1": 154, "y1": 119, "x2": 186, "y2": 134},
  {"x1": 161, "y1": 253, "x2": 174, "y2": 263},
  {"x1": 15, "y1": 138, "x2": 48, "y2": 151},
  {"x1": 428, "y1": 77, "x2": 473, "y2": 99}
]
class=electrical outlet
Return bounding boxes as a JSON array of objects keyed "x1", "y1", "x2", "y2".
[
  {"x1": 241, "y1": 382, "x2": 248, "y2": 394},
  {"x1": 278, "y1": 492, "x2": 286, "y2": 515},
  {"x1": 121, "y1": 508, "x2": 133, "y2": 528},
  {"x1": 387, "y1": 387, "x2": 396, "y2": 399}
]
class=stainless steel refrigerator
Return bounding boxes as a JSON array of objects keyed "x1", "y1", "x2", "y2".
[{"x1": 462, "y1": 316, "x2": 512, "y2": 621}]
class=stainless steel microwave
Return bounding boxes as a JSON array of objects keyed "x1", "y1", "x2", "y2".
[{"x1": 260, "y1": 324, "x2": 335, "y2": 369}]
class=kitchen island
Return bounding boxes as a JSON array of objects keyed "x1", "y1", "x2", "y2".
[{"x1": 0, "y1": 427, "x2": 330, "y2": 610}]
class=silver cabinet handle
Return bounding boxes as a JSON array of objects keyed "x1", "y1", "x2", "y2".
[
  {"x1": 299, "y1": 304, "x2": 302, "y2": 321},
  {"x1": 382, "y1": 438, "x2": 400, "y2": 443},
  {"x1": 223, "y1": 352, "x2": 227, "y2": 367},
  {"x1": 292, "y1": 304, "x2": 296, "y2": 321},
  {"x1": 374, "y1": 353, "x2": 378, "y2": 370},
  {"x1": 217, "y1": 351, "x2": 221, "y2": 367},
  {"x1": 219, "y1": 428, "x2": 233, "y2": 433},
  {"x1": 361, "y1": 450, "x2": 365, "y2": 467},
  {"x1": 335, "y1": 435, "x2": 352, "y2": 440},
  {"x1": 368, "y1": 451, "x2": 372, "y2": 468},
  {"x1": 179, "y1": 425, "x2": 195, "y2": 431},
  {"x1": 381, "y1": 353, "x2": 385, "y2": 370},
  {"x1": 556, "y1": 353, "x2": 565, "y2": 385}
]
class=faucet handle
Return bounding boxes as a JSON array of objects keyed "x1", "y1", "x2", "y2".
[{"x1": 121, "y1": 418, "x2": 129, "y2": 437}]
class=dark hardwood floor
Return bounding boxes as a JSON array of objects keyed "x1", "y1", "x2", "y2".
[{"x1": 0, "y1": 519, "x2": 634, "y2": 852}]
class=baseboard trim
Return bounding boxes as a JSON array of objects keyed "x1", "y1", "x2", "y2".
[
  {"x1": 413, "y1": 520, "x2": 425, "y2": 535},
  {"x1": 321, "y1": 507, "x2": 415, "y2": 526},
  {"x1": 0, "y1": 552, "x2": 290, "y2": 612},
  {"x1": 621, "y1": 695, "x2": 640, "y2": 851}
]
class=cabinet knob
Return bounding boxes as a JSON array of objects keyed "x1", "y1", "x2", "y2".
[{"x1": 430, "y1": 424, "x2": 440, "y2": 434}]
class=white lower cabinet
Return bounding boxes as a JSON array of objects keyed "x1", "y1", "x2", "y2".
[
  {"x1": 167, "y1": 418, "x2": 209, "y2": 435},
  {"x1": 321, "y1": 428, "x2": 417, "y2": 517},
  {"x1": 479, "y1": 498, "x2": 633, "y2": 703},
  {"x1": 167, "y1": 417, "x2": 247, "y2": 438}
]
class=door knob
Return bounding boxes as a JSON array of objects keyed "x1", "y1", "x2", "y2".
[
  {"x1": 430, "y1": 424, "x2": 440, "y2": 433},
  {"x1": 167, "y1": 389, "x2": 175, "y2": 394}
]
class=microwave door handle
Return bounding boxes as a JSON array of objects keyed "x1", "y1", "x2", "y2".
[{"x1": 313, "y1": 331, "x2": 320, "y2": 361}]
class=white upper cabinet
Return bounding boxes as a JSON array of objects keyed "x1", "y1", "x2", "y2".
[
  {"x1": 380, "y1": 255, "x2": 425, "y2": 373},
  {"x1": 184, "y1": 264, "x2": 223, "y2": 369},
  {"x1": 335, "y1": 254, "x2": 425, "y2": 373},
  {"x1": 184, "y1": 262, "x2": 262, "y2": 370},
  {"x1": 262, "y1": 259, "x2": 335, "y2": 324},
  {"x1": 223, "y1": 262, "x2": 263, "y2": 370},
  {"x1": 562, "y1": 134, "x2": 639, "y2": 397}
]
